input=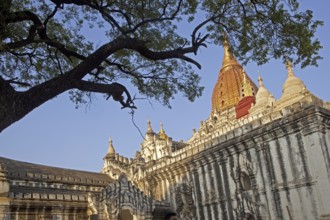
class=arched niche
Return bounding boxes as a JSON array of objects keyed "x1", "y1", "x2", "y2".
[
  {"x1": 118, "y1": 209, "x2": 136, "y2": 220},
  {"x1": 241, "y1": 172, "x2": 252, "y2": 191}
]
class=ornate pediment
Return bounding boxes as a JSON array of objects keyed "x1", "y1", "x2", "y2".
[{"x1": 94, "y1": 174, "x2": 169, "y2": 220}]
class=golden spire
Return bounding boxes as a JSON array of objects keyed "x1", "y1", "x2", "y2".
[
  {"x1": 222, "y1": 36, "x2": 239, "y2": 69},
  {"x1": 211, "y1": 36, "x2": 257, "y2": 112},
  {"x1": 160, "y1": 122, "x2": 165, "y2": 133},
  {"x1": 241, "y1": 70, "x2": 254, "y2": 97},
  {"x1": 159, "y1": 122, "x2": 167, "y2": 139}
]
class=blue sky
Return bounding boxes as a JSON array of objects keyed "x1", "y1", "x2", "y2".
[{"x1": 1, "y1": 2, "x2": 330, "y2": 172}]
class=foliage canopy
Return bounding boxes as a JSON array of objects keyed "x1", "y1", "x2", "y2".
[{"x1": 0, "y1": 0, "x2": 323, "y2": 132}]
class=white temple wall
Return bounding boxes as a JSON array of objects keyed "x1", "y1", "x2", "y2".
[
  {"x1": 256, "y1": 128, "x2": 320, "y2": 220},
  {"x1": 128, "y1": 106, "x2": 330, "y2": 220},
  {"x1": 209, "y1": 158, "x2": 221, "y2": 218},
  {"x1": 303, "y1": 127, "x2": 330, "y2": 219},
  {"x1": 254, "y1": 143, "x2": 277, "y2": 220}
]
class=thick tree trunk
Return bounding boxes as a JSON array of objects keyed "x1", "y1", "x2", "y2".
[
  {"x1": 0, "y1": 93, "x2": 37, "y2": 132},
  {"x1": 0, "y1": 85, "x2": 18, "y2": 132},
  {"x1": 0, "y1": 75, "x2": 133, "y2": 132},
  {"x1": 0, "y1": 75, "x2": 72, "y2": 133}
]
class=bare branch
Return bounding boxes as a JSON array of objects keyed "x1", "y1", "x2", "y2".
[
  {"x1": 191, "y1": 18, "x2": 213, "y2": 47},
  {"x1": 54, "y1": 49, "x2": 65, "y2": 75},
  {"x1": 130, "y1": 109, "x2": 146, "y2": 140}
]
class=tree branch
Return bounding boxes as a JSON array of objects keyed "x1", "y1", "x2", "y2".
[
  {"x1": 50, "y1": 0, "x2": 127, "y2": 33},
  {"x1": 5, "y1": 78, "x2": 31, "y2": 87},
  {"x1": 5, "y1": 10, "x2": 87, "y2": 61},
  {"x1": 123, "y1": 38, "x2": 205, "y2": 69},
  {"x1": 2, "y1": 25, "x2": 39, "y2": 51},
  {"x1": 124, "y1": 0, "x2": 183, "y2": 34},
  {"x1": 237, "y1": 0, "x2": 247, "y2": 17},
  {"x1": 74, "y1": 80, "x2": 136, "y2": 109},
  {"x1": 43, "y1": 4, "x2": 60, "y2": 26},
  {"x1": 57, "y1": 36, "x2": 205, "y2": 83},
  {"x1": 0, "y1": 75, "x2": 15, "y2": 93}
]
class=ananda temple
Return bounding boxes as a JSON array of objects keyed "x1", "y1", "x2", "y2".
[{"x1": 1, "y1": 40, "x2": 330, "y2": 220}]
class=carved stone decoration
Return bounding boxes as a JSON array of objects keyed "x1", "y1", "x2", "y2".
[
  {"x1": 255, "y1": 142, "x2": 267, "y2": 152},
  {"x1": 104, "y1": 197, "x2": 120, "y2": 218},
  {"x1": 87, "y1": 193, "x2": 98, "y2": 216},
  {"x1": 232, "y1": 154, "x2": 257, "y2": 180},
  {"x1": 175, "y1": 182, "x2": 196, "y2": 220},
  {"x1": 204, "y1": 189, "x2": 218, "y2": 205},
  {"x1": 231, "y1": 154, "x2": 261, "y2": 220},
  {"x1": 232, "y1": 191, "x2": 258, "y2": 220},
  {"x1": 98, "y1": 174, "x2": 169, "y2": 220},
  {"x1": 146, "y1": 177, "x2": 158, "y2": 198}
]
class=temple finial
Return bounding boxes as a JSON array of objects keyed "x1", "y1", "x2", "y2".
[
  {"x1": 258, "y1": 71, "x2": 264, "y2": 87},
  {"x1": 222, "y1": 32, "x2": 237, "y2": 67},
  {"x1": 159, "y1": 122, "x2": 167, "y2": 139},
  {"x1": 147, "y1": 119, "x2": 154, "y2": 134},
  {"x1": 285, "y1": 57, "x2": 295, "y2": 77},
  {"x1": 160, "y1": 122, "x2": 164, "y2": 133},
  {"x1": 106, "y1": 137, "x2": 116, "y2": 154},
  {"x1": 222, "y1": 31, "x2": 229, "y2": 47}
]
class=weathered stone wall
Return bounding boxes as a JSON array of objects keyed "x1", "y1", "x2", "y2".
[{"x1": 140, "y1": 105, "x2": 330, "y2": 220}]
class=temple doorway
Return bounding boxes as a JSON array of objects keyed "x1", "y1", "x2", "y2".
[{"x1": 118, "y1": 209, "x2": 135, "y2": 220}]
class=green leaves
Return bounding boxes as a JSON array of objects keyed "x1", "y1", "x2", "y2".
[
  {"x1": 0, "y1": 0, "x2": 323, "y2": 108},
  {"x1": 201, "y1": 0, "x2": 323, "y2": 68}
]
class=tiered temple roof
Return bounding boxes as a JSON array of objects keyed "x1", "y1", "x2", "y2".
[{"x1": 211, "y1": 38, "x2": 257, "y2": 113}]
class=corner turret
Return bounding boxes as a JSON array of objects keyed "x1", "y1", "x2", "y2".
[
  {"x1": 140, "y1": 121, "x2": 182, "y2": 162},
  {"x1": 276, "y1": 60, "x2": 310, "y2": 109},
  {"x1": 104, "y1": 137, "x2": 116, "y2": 159},
  {"x1": 102, "y1": 138, "x2": 131, "y2": 179},
  {"x1": 249, "y1": 74, "x2": 275, "y2": 116}
]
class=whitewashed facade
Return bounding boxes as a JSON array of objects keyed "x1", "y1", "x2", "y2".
[{"x1": 102, "y1": 49, "x2": 330, "y2": 220}]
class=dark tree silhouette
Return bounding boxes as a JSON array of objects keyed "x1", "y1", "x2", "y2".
[{"x1": 0, "y1": 0, "x2": 323, "y2": 132}]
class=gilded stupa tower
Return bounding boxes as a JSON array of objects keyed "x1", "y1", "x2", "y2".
[{"x1": 212, "y1": 39, "x2": 257, "y2": 113}]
